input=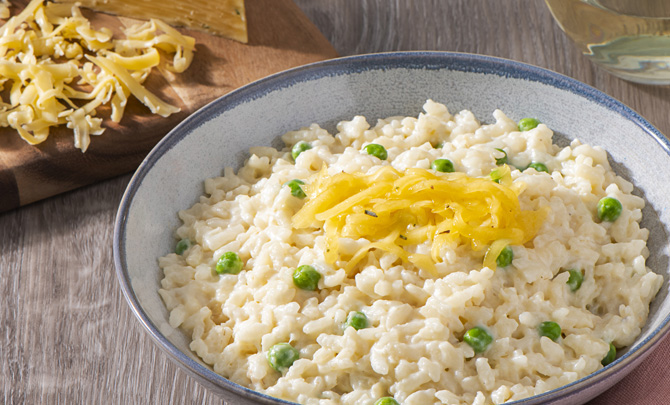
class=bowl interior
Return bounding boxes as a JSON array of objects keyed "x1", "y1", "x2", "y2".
[{"x1": 114, "y1": 52, "x2": 670, "y2": 404}]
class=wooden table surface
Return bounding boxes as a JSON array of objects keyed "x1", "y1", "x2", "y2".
[{"x1": 3, "y1": 1, "x2": 670, "y2": 404}]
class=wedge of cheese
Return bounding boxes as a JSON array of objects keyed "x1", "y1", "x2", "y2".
[{"x1": 54, "y1": 0, "x2": 247, "y2": 43}]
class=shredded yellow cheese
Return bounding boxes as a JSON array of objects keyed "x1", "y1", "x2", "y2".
[
  {"x1": 293, "y1": 165, "x2": 548, "y2": 275},
  {"x1": 0, "y1": 1, "x2": 9, "y2": 19},
  {"x1": 0, "y1": 0, "x2": 195, "y2": 151}
]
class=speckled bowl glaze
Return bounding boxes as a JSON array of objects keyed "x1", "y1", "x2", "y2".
[{"x1": 114, "y1": 52, "x2": 670, "y2": 405}]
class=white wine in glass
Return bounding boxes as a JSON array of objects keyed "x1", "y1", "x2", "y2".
[{"x1": 546, "y1": 0, "x2": 670, "y2": 84}]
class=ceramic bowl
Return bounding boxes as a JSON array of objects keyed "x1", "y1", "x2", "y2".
[{"x1": 113, "y1": 52, "x2": 670, "y2": 405}]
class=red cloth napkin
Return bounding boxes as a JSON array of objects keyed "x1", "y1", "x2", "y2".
[{"x1": 588, "y1": 331, "x2": 670, "y2": 404}]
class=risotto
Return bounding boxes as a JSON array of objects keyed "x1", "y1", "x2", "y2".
[{"x1": 158, "y1": 100, "x2": 663, "y2": 405}]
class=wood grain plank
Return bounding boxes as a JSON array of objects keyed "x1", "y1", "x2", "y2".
[{"x1": 3, "y1": 1, "x2": 670, "y2": 404}]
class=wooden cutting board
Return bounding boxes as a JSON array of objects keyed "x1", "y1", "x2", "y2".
[{"x1": 0, "y1": 0, "x2": 338, "y2": 212}]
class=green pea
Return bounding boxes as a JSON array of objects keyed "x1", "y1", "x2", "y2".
[
  {"x1": 597, "y1": 197, "x2": 622, "y2": 222},
  {"x1": 292, "y1": 265, "x2": 321, "y2": 291},
  {"x1": 496, "y1": 245, "x2": 514, "y2": 268},
  {"x1": 175, "y1": 238, "x2": 191, "y2": 255},
  {"x1": 292, "y1": 141, "x2": 312, "y2": 160},
  {"x1": 538, "y1": 321, "x2": 562, "y2": 342},
  {"x1": 518, "y1": 118, "x2": 540, "y2": 132},
  {"x1": 525, "y1": 162, "x2": 549, "y2": 173},
  {"x1": 344, "y1": 311, "x2": 369, "y2": 330},
  {"x1": 374, "y1": 398, "x2": 399, "y2": 405},
  {"x1": 463, "y1": 326, "x2": 493, "y2": 353},
  {"x1": 567, "y1": 269, "x2": 583, "y2": 292},
  {"x1": 267, "y1": 342, "x2": 300, "y2": 372},
  {"x1": 431, "y1": 158, "x2": 454, "y2": 173},
  {"x1": 284, "y1": 179, "x2": 306, "y2": 199},
  {"x1": 494, "y1": 148, "x2": 508, "y2": 165},
  {"x1": 434, "y1": 141, "x2": 444, "y2": 149},
  {"x1": 215, "y1": 251, "x2": 244, "y2": 275},
  {"x1": 364, "y1": 143, "x2": 388, "y2": 160},
  {"x1": 601, "y1": 343, "x2": 616, "y2": 366}
]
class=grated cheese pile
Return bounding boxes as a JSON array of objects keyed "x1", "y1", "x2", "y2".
[
  {"x1": 292, "y1": 164, "x2": 548, "y2": 276},
  {"x1": 0, "y1": 0, "x2": 195, "y2": 151}
]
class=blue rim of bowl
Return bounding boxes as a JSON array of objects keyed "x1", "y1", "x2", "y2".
[{"x1": 114, "y1": 51, "x2": 670, "y2": 404}]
